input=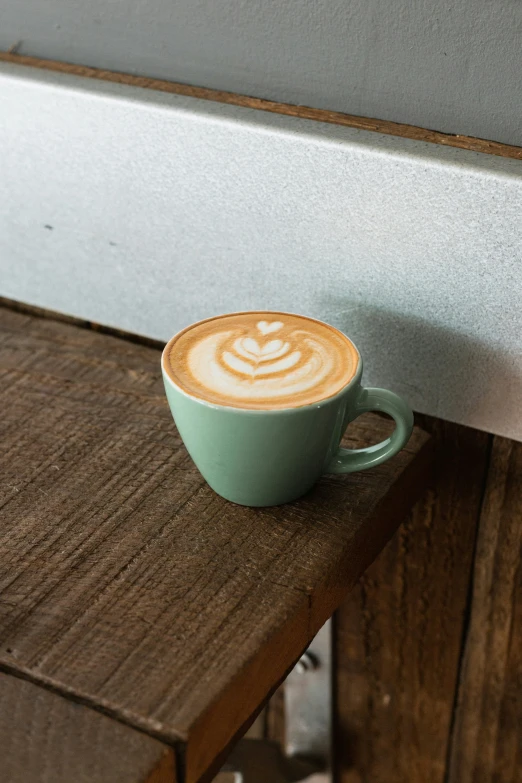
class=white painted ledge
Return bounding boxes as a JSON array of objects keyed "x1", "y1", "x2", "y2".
[{"x1": 1, "y1": 62, "x2": 521, "y2": 439}]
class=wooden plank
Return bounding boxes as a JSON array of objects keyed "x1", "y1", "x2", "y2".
[
  {"x1": 0, "y1": 306, "x2": 431, "y2": 783},
  {"x1": 335, "y1": 415, "x2": 490, "y2": 783},
  {"x1": 0, "y1": 52, "x2": 521, "y2": 161},
  {"x1": 0, "y1": 671, "x2": 176, "y2": 783},
  {"x1": 448, "y1": 436, "x2": 522, "y2": 783}
]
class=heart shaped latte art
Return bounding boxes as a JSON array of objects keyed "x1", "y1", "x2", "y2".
[
  {"x1": 236, "y1": 338, "x2": 287, "y2": 358},
  {"x1": 169, "y1": 312, "x2": 358, "y2": 409},
  {"x1": 224, "y1": 334, "x2": 299, "y2": 377},
  {"x1": 187, "y1": 317, "x2": 330, "y2": 397},
  {"x1": 257, "y1": 320, "x2": 283, "y2": 335}
]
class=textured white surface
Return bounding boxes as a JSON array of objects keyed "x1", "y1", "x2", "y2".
[
  {"x1": 1, "y1": 63, "x2": 522, "y2": 438},
  {"x1": 1, "y1": 0, "x2": 522, "y2": 145}
]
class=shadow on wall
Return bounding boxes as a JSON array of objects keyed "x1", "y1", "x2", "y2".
[{"x1": 320, "y1": 298, "x2": 520, "y2": 436}]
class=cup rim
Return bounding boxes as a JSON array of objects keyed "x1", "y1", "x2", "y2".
[{"x1": 161, "y1": 310, "x2": 362, "y2": 414}]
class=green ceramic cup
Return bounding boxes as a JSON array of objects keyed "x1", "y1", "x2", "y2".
[{"x1": 162, "y1": 314, "x2": 413, "y2": 507}]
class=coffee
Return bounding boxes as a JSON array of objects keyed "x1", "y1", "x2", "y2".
[{"x1": 164, "y1": 311, "x2": 359, "y2": 410}]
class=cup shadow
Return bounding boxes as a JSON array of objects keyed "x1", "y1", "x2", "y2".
[{"x1": 318, "y1": 297, "x2": 520, "y2": 438}]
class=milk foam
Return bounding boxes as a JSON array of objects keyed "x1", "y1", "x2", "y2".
[{"x1": 165, "y1": 313, "x2": 358, "y2": 410}]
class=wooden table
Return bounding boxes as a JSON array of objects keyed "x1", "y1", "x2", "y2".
[{"x1": 0, "y1": 304, "x2": 431, "y2": 783}]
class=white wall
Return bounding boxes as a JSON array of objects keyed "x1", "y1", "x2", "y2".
[
  {"x1": 1, "y1": 0, "x2": 521, "y2": 146},
  {"x1": 1, "y1": 63, "x2": 522, "y2": 440}
]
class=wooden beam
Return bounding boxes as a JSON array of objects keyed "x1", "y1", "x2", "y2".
[
  {"x1": 448, "y1": 436, "x2": 522, "y2": 782},
  {"x1": 335, "y1": 415, "x2": 491, "y2": 783}
]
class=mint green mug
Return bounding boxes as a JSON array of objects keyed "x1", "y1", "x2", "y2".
[{"x1": 162, "y1": 311, "x2": 413, "y2": 507}]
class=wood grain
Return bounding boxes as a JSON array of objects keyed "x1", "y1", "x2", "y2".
[
  {"x1": 0, "y1": 52, "x2": 521, "y2": 161},
  {"x1": 0, "y1": 295, "x2": 165, "y2": 352},
  {"x1": 0, "y1": 305, "x2": 430, "y2": 782},
  {"x1": 335, "y1": 415, "x2": 491, "y2": 783},
  {"x1": 448, "y1": 436, "x2": 522, "y2": 783},
  {"x1": 0, "y1": 671, "x2": 176, "y2": 783}
]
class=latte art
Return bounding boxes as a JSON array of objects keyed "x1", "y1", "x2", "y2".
[{"x1": 164, "y1": 312, "x2": 359, "y2": 410}]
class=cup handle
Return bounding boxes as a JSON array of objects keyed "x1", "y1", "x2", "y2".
[{"x1": 325, "y1": 387, "x2": 414, "y2": 474}]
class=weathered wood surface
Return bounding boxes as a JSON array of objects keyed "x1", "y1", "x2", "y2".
[
  {"x1": 0, "y1": 305, "x2": 430, "y2": 782},
  {"x1": 335, "y1": 416, "x2": 491, "y2": 783},
  {"x1": 448, "y1": 436, "x2": 522, "y2": 783},
  {"x1": 0, "y1": 671, "x2": 176, "y2": 783}
]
